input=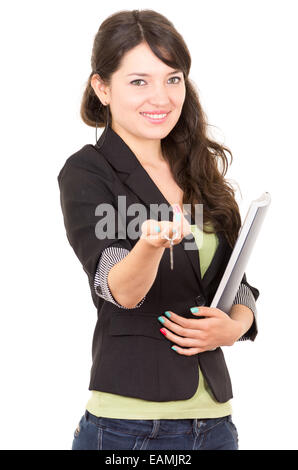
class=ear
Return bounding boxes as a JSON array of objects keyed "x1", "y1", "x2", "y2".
[{"x1": 90, "y1": 73, "x2": 110, "y2": 105}]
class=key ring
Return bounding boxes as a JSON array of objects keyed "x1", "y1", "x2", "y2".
[{"x1": 162, "y1": 232, "x2": 179, "y2": 243}]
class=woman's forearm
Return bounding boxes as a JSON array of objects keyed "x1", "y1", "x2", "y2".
[
  {"x1": 107, "y1": 238, "x2": 165, "y2": 308},
  {"x1": 229, "y1": 304, "x2": 254, "y2": 340}
]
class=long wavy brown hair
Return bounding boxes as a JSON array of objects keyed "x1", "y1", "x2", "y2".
[{"x1": 80, "y1": 9, "x2": 241, "y2": 248}]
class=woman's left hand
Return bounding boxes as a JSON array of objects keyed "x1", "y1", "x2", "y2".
[{"x1": 158, "y1": 307, "x2": 243, "y2": 355}]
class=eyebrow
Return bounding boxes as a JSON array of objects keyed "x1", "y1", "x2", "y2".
[{"x1": 126, "y1": 69, "x2": 182, "y2": 77}]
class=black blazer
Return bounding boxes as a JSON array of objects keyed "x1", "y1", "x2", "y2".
[{"x1": 57, "y1": 125, "x2": 259, "y2": 403}]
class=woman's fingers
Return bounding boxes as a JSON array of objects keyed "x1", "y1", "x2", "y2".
[
  {"x1": 159, "y1": 222, "x2": 183, "y2": 244},
  {"x1": 140, "y1": 214, "x2": 190, "y2": 248},
  {"x1": 171, "y1": 346, "x2": 203, "y2": 356},
  {"x1": 159, "y1": 327, "x2": 208, "y2": 353},
  {"x1": 171, "y1": 204, "x2": 192, "y2": 238}
]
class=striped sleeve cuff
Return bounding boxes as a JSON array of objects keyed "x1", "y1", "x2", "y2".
[
  {"x1": 94, "y1": 246, "x2": 146, "y2": 309},
  {"x1": 232, "y1": 283, "x2": 258, "y2": 341}
]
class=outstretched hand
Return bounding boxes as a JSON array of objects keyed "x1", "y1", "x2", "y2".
[{"x1": 158, "y1": 306, "x2": 243, "y2": 355}]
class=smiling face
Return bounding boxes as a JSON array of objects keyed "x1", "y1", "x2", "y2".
[{"x1": 92, "y1": 42, "x2": 186, "y2": 142}]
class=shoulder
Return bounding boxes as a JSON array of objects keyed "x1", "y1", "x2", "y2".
[{"x1": 57, "y1": 144, "x2": 114, "y2": 185}]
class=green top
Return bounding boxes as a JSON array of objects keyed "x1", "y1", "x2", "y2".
[{"x1": 85, "y1": 224, "x2": 232, "y2": 418}]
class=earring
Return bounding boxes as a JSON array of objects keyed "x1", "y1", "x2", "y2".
[
  {"x1": 95, "y1": 105, "x2": 102, "y2": 143},
  {"x1": 95, "y1": 102, "x2": 109, "y2": 144}
]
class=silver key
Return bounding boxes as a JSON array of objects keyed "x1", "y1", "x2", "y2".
[{"x1": 162, "y1": 232, "x2": 178, "y2": 270}]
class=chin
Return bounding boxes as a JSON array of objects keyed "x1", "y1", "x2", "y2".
[{"x1": 139, "y1": 125, "x2": 173, "y2": 139}]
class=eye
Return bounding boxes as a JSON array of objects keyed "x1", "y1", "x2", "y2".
[
  {"x1": 130, "y1": 79, "x2": 146, "y2": 86},
  {"x1": 169, "y1": 76, "x2": 182, "y2": 84}
]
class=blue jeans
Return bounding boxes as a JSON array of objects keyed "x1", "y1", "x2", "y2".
[{"x1": 71, "y1": 410, "x2": 239, "y2": 450}]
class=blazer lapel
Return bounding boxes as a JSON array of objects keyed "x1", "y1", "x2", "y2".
[{"x1": 94, "y1": 125, "x2": 227, "y2": 299}]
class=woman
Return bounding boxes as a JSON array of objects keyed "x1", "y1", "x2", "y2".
[{"x1": 58, "y1": 9, "x2": 259, "y2": 450}]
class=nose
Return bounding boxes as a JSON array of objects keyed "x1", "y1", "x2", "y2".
[{"x1": 148, "y1": 84, "x2": 171, "y2": 106}]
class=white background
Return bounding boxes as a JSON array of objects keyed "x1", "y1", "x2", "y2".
[{"x1": 0, "y1": 0, "x2": 297, "y2": 450}]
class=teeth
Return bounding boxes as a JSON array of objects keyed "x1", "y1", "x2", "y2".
[{"x1": 142, "y1": 113, "x2": 167, "y2": 119}]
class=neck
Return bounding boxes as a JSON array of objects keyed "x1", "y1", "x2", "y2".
[{"x1": 111, "y1": 123, "x2": 167, "y2": 168}]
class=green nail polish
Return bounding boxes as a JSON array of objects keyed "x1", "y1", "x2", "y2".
[
  {"x1": 190, "y1": 307, "x2": 199, "y2": 313},
  {"x1": 164, "y1": 311, "x2": 171, "y2": 318},
  {"x1": 154, "y1": 225, "x2": 161, "y2": 232},
  {"x1": 158, "y1": 316, "x2": 165, "y2": 324},
  {"x1": 171, "y1": 346, "x2": 177, "y2": 351}
]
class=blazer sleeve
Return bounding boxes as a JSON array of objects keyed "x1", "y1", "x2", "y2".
[
  {"x1": 94, "y1": 246, "x2": 146, "y2": 308},
  {"x1": 57, "y1": 158, "x2": 133, "y2": 307},
  {"x1": 231, "y1": 272, "x2": 260, "y2": 342}
]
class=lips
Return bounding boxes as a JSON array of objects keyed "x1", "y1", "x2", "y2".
[
  {"x1": 140, "y1": 111, "x2": 170, "y2": 115},
  {"x1": 140, "y1": 112, "x2": 170, "y2": 124}
]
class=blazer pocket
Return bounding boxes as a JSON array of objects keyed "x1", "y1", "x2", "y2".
[{"x1": 108, "y1": 313, "x2": 164, "y2": 341}]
